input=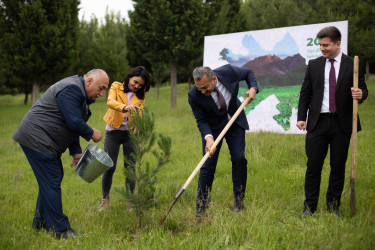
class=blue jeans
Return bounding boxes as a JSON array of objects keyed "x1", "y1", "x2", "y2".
[{"x1": 21, "y1": 145, "x2": 70, "y2": 232}]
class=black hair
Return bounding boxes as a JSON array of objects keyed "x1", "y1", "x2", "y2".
[{"x1": 122, "y1": 66, "x2": 151, "y2": 100}]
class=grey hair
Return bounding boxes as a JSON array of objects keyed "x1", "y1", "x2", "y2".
[
  {"x1": 85, "y1": 69, "x2": 108, "y2": 81},
  {"x1": 192, "y1": 66, "x2": 214, "y2": 81}
]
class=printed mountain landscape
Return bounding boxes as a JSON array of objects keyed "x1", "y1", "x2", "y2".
[
  {"x1": 220, "y1": 32, "x2": 307, "y2": 88},
  {"x1": 242, "y1": 53, "x2": 306, "y2": 87}
]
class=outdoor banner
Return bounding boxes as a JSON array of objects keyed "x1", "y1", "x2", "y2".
[{"x1": 203, "y1": 21, "x2": 348, "y2": 134}]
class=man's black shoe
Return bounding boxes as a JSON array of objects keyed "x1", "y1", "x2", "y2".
[
  {"x1": 234, "y1": 201, "x2": 244, "y2": 212},
  {"x1": 33, "y1": 220, "x2": 46, "y2": 232},
  {"x1": 300, "y1": 209, "x2": 313, "y2": 218},
  {"x1": 328, "y1": 207, "x2": 343, "y2": 217},
  {"x1": 196, "y1": 206, "x2": 206, "y2": 217},
  {"x1": 54, "y1": 228, "x2": 81, "y2": 239},
  {"x1": 327, "y1": 201, "x2": 343, "y2": 217}
]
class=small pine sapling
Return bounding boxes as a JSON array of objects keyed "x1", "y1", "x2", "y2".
[{"x1": 117, "y1": 107, "x2": 171, "y2": 236}]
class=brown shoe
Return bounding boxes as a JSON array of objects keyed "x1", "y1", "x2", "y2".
[{"x1": 98, "y1": 198, "x2": 110, "y2": 212}]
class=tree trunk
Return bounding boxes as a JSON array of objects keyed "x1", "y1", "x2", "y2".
[
  {"x1": 31, "y1": 82, "x2": 40, "y2": 105},
  {"x1": 188, "y1": 75, "x2": 192, "y2": 90},
  {"x1": 156, "y1": 79, "x2": 160, "y2": 99},
  {"x1": 136, "y1": 213, "x2": 141, "y2": 236},
  {"x1": 23, "y1": 83, "x2": 29, "y2": 105},
  {"x1": 135, "y1": 159, "x2": 141, "y2": 236},
  {"x1": 366, "y1": 61, "x2": 369, "y2": 81},
  {"x1": 170, "y1": 64, "x2": 177, "y2": 109}
]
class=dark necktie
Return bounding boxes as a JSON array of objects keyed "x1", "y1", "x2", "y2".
[
  {"x1": 329, "y1": 59, "x2": 336, "y2": 113},
  {"x1": 214, "y1": 87, "x2": 227, "y2": 110}
]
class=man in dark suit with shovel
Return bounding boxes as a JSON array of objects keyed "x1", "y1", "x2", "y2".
[
  {"x1": 297, "y1": 26, "x2": 368, "y2": 217},
  {"x1": 188, "y1": 64, "x2": 258, "y2": 217}
]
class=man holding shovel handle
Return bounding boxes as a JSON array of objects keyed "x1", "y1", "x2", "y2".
[
  {"x1": 297, "y1": 26, "x2": 368, "y2": 217},
  {"x1": 187, "y1": 64, "x2": 258, "y2": 218}
]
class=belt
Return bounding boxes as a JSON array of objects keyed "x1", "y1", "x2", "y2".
[{"x1": 320, "y1": 113, "x2": 338, "y2": 118}]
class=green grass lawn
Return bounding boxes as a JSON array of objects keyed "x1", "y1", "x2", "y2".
[{"x1": 0, "y1": 77, "x2": 374, "y2": 249}]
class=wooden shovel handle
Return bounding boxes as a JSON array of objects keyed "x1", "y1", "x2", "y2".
[
  {"x1": 350, "y1": 55, "x2": 359, "y2": 216},
  {"x1": 351, "y1": 56, "x2": 358, "y2": 179},
  {"x1": 181, "y1": 97, "x2": 250, "y2": 190}
]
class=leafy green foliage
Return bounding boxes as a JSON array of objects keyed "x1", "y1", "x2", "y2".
[
  {"x1": 127, "y1": 0, "x2": 209, "y2": 108},
  {"x1": 239, "y1": 85, "x2": 301, "y2": 130},
  {"x1": 72, "y1": 11, "x2": 129, "y2": 82},
  {"x1": 208, "y1": 0, "x2": 246, "y2": 35},
  {"x1": 0, "y1": 0, "x2": 79, "y2": 97},
  {"x1": 273, "y1": 91, "x2": 300, "y2": 130}
]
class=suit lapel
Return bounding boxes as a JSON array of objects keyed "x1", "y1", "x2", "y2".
[
  {"x1": 317, "y1": 57, "x2": 326, "y2": 91},
  {"x1": 208, "y1": 95, "x2": 219, "y2": 111},
  {"x1": 336, "y1": 54, "x2": 349, "y2": 91}
]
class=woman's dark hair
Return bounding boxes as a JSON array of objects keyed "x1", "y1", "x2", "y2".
[{"x1": 122, "y1": 66, "x2": 151, "y2": 99}]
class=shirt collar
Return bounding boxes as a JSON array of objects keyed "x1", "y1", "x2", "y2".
[
  {"x1": 327, "y1": 51, "x2": 342, "y2": 65},
  {"x1": 80, "y1": 76, "x2": 95, "y2": 104}
]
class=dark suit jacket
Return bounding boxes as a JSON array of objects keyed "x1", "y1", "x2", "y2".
[
  {"x1": 188, "y1": 64, "x2": 258, "y2": 138},
  {"x1": 298, "y1": 54, "x2": 368, "y2": 135}
]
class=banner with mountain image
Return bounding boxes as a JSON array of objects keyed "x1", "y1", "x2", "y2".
[{"x1": 203, "y1": 21, "x2": 348, "y2": 134}]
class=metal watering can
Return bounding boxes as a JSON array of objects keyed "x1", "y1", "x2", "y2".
[{"x1": 75, "y1": 144, "x2": 113, "y2": 183}]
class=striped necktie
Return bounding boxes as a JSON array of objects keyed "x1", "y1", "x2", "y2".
[{"x1": 214, "y1": 87, "x2": 227, "y2": 110}]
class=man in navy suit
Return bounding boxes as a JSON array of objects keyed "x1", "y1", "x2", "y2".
[
  {"x1": 188, "y1": 64, "x2": 258, "y2": 217},
  {"x1": 297, "y1": 26, "x2": 368, "y2": 217}
]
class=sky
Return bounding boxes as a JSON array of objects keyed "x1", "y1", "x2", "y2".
[{"x1": 78, "y1": 0, "x2": 134, "y2": 22}]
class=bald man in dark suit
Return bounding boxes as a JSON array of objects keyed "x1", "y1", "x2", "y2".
[{"x1": 297, "y1": 26, "x2": 368, "y2": 217}]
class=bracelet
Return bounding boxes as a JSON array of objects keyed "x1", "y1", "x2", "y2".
[{"x1": 123, "y1": 105, "x2": 127, "y2": 112}]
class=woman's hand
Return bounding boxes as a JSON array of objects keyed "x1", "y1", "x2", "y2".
[{"x1": 123, "y1": 105, "x2": 140, "y2": 113}]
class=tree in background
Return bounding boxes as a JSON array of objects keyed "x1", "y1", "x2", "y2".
[
  {"x1": 333, "y1": 0, "x2": 375, "y2": 80},
  {"x1": 208, "y1": 0, "x2": 246, "y2": 35},
  {"x1": 125, "y1": 1, "x2": 164, "y2": 98},
  {"x1": 72, "y1": 17, "x2": 101, "y2": 77},
  {"x1": 118, "y1": 107, "x2": 171, "y2": 236},
  {"x1": 1, "y1": 0, "x2": 374, "y2": 100},
  {"x1": 73, "y1": 10, "x2": 129, "y2": 83},
  {"x1": 241, "y1": 0, "x2": 309, "y2": 30},
  {"x1": 0, "y1": 0, "x2": 79, "y2": 104},
  {"x1": 127, "y1": 0, "x2": 208, "y2": 109}
]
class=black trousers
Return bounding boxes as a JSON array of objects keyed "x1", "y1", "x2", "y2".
[
  {"x1": 196, "y1": 122, "x2": 247, "y2": 209},
  {"x1": 101, "y1": 130, "x2": 135, "y2": 199},
  {"x1": 304, "y1": 114, "x2": 351, "y2": 212}
]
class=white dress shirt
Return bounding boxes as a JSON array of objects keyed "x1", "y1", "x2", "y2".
[
  {"x1": 204, "y1": 79, "x2": 232, "y2": 140},
  {"x1": 211, "y1": 80, "x2": 231, "y2": 111},
  {"x1": 321, "y1": 52, "x2": 342, "y2": 113}
]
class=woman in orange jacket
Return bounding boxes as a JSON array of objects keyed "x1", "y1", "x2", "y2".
[{"x1": 99, "y1": 66, "x2": 151, "y2": 211}]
